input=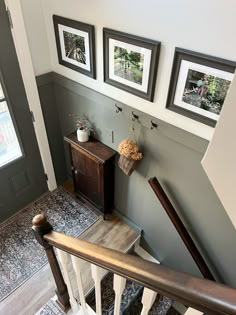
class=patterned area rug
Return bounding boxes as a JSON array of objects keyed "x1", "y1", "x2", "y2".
[
  {"x1": 0, "y1": 187, "x2": 100, "y2": 302},
  {"x1": 35, "y1": 298, "x2": 65, "y2": 315},
  {"x1": 126, "y1": 294, "x2": 179, "y2": 315}
]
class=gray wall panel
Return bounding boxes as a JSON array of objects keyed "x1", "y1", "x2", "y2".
[
  {"x1": 37, "y1": 72, "x2": 236, "y2": 287},
  {"x1": 37, "y1": 74, "x2": 67, "y2": 184}
]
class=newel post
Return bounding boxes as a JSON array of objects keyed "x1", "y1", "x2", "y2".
[{"x1": 32, "y1": 214, "x2": 70, "y2": 311}]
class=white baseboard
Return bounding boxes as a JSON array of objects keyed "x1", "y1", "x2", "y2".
[
  {"x1": 134, "y1": 244, "x2": 160, "y2": 264},
  {"x1": 184, "y1": 308, "x2": 203, "y2": 314}
]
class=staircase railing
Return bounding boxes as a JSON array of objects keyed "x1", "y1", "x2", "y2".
[
  {"x1": 32, "y1": 214, "x2": 236, "y2": 315},
  {"x1": 148, "y1": 177, "x2": 216, "y2": 281}
]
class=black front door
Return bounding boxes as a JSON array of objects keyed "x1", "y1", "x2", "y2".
[{"x1": 0, "y1": 0, "x2": 48, "y2": 222}]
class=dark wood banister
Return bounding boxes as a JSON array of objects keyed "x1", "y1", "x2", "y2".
[
  {"x1": 32, "y1": 214, "x2": 70, "y2": 311},
  {"x1": 148, "y1": 177, "x2": 215, "y2": 281},
  {"x1": 32, "y1": 214, "x2": 236, "y2": 315}
]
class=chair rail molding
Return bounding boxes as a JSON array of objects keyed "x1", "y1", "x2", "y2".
[{"x1": 4, "y1": 0, "x2": 57, "y2": 191}]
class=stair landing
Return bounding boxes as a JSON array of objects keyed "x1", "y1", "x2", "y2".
[{"x1": 0, "y1": 215, "x2": 140, "y2": 315}]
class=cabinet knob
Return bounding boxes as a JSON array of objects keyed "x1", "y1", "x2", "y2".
[{"x1": 74, "y1": 169, "x2": 78, "y2": 175}]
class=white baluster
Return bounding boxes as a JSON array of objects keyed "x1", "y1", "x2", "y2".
[
  {"x1": 113, "y1": 274, "x2": 126, "y2": 315},
  {"x1": 71, "y1": 255, "x2": 87, "y2": 314},
  {"x1": 57, "y1": 249, "x2": 79, "y2": 314},
  {"x1": 140, "y1": 287, "x2": 157, "y2": 315},
  {"x1": 185, "y1": 308, "x2": 203, "y2": 315},
  {"x1": 91, "y1": 264, "x2": 103, "y2": 315}
]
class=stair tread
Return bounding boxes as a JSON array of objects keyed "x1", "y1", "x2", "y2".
[
  {"x1": 81, "y1": 214, "x2": 140, "y2": 251},
  {"x1": 67, "y1": 214, "x2": 141, "y2": 300}
]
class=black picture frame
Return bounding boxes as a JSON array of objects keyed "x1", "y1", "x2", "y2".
[
  {"x1": 103, "y1": 28, "x2": 161, "y2": 102},
  {"x1": 53, "y1": 15, "x2": 96, "y2": 79},
  {"x1": 166, "y1": 48, "x2": 236, "y2": 127}
]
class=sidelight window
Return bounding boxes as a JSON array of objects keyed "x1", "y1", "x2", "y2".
[{"x1": 0, "y1": 81, "x2": 22, "y2": 167}]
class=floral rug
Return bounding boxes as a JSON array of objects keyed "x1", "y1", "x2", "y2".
[{"x1": 0, "y1": 187, "x2": 100, "y2": 302}]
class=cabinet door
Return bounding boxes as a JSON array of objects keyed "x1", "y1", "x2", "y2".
[{"x1": 71, "y1": 147, "x2": 103, "y2": 208}]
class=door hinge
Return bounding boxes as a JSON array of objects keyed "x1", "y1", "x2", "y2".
[
  {"x1": 6, "y1": 7, "x2": 13, "y2": 29},
  {"x1": 45, "y1": 173, "x2": 48, "y2": 181},
  {"x1": 30, "y1": 110, "x2": 35, "y2": 122}
]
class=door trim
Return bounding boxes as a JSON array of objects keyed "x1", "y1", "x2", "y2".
[{"x1": 4, "y1": 0, "x2": 57, "y2": 191}]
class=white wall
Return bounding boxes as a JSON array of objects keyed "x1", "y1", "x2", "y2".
[
  {"x1": 20, "y1": 0, "x2": 51, "y2": 75},
  {"x1": 202, "y1": 76, "x2": 236, "y2": 228},
  {"x1": 20, "y1": 0, "x2": 236, "y2": 141}
]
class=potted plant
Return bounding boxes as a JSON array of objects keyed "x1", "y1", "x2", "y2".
[{"x1": 74, "y1": 115, "x2": 93, "y2": 142}]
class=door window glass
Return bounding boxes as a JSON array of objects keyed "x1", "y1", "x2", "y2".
[{"x1": 0, "y1": 82, "x2": 22, "y2": 167}]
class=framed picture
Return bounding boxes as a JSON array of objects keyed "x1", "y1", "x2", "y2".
[
  {"x1": 53, "y1": 15, "x2": 96, "y2": 78},
  {"x1": 166, "y1": 48, "x2": 236, "y2": 126},
  {"x1": 103, "y1": 28, "x2": 161, "y2": 102}
]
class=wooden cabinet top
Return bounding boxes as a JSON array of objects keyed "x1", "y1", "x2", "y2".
[{"x1": 64, "y1": 131, "x2": 116, "y2": 163}]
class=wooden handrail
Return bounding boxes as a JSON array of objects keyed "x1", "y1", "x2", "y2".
[
  {"x1": 148, "y1": 177, "x2": 215, "y2": 281},
  {"x1": 43, "y1": 232, "x2": 236, "y2": 315},
  {"x1": 32, "y1": 214, "x2": 236, "y2": 315}
]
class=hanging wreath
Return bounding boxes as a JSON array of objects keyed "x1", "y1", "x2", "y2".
[{"x1": 118, "y1": 122, "x2": 142, "y2": 176}]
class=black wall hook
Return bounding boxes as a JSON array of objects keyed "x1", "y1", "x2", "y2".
[
  {"x1": 151, "y1": 120, "x2": 158, "y2": 130},
  {"x1": 132, "y1": 111, "x2": 139, "y2": 121},
  {"x1": 115, "y1": 104, "x2": 122, "y2": 113}
]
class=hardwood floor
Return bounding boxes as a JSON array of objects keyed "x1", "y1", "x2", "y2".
[
  {"x1": 62, "y1": 178, "x2": 74, "y2": 194},
  {"x1": 0, "y1": 264, "x2": 55, "y2": 315},
  {"x1": 0, "y1": 181, "x2": 140, "y2": 315}
]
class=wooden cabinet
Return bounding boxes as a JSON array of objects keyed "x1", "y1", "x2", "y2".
[{"x1": 64, "y1": 132, "x2": 116, "y2": 217}]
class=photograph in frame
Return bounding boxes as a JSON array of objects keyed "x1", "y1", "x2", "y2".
[
  {"x1": 53, "y1": 15, "x2": 96, "y2": 78},
  {"x1": 166, "y1": 48, "x2": 236, "y2": 126},
  {"x1": 103, "y1": 28, "x2": 161, "y2": 101}
]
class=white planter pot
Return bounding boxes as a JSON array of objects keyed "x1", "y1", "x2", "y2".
[{"x1": 77, "y1": 128, "x2": 89, "y2": 142}]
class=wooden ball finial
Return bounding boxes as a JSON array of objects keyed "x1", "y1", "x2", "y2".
[{"x1": 32, "y1": 213, "x2": 48, "y2": 226}]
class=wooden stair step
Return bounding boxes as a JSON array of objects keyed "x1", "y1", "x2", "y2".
[{"x1": 64, "y1": 215, "x2": 141, "y2": 301}]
